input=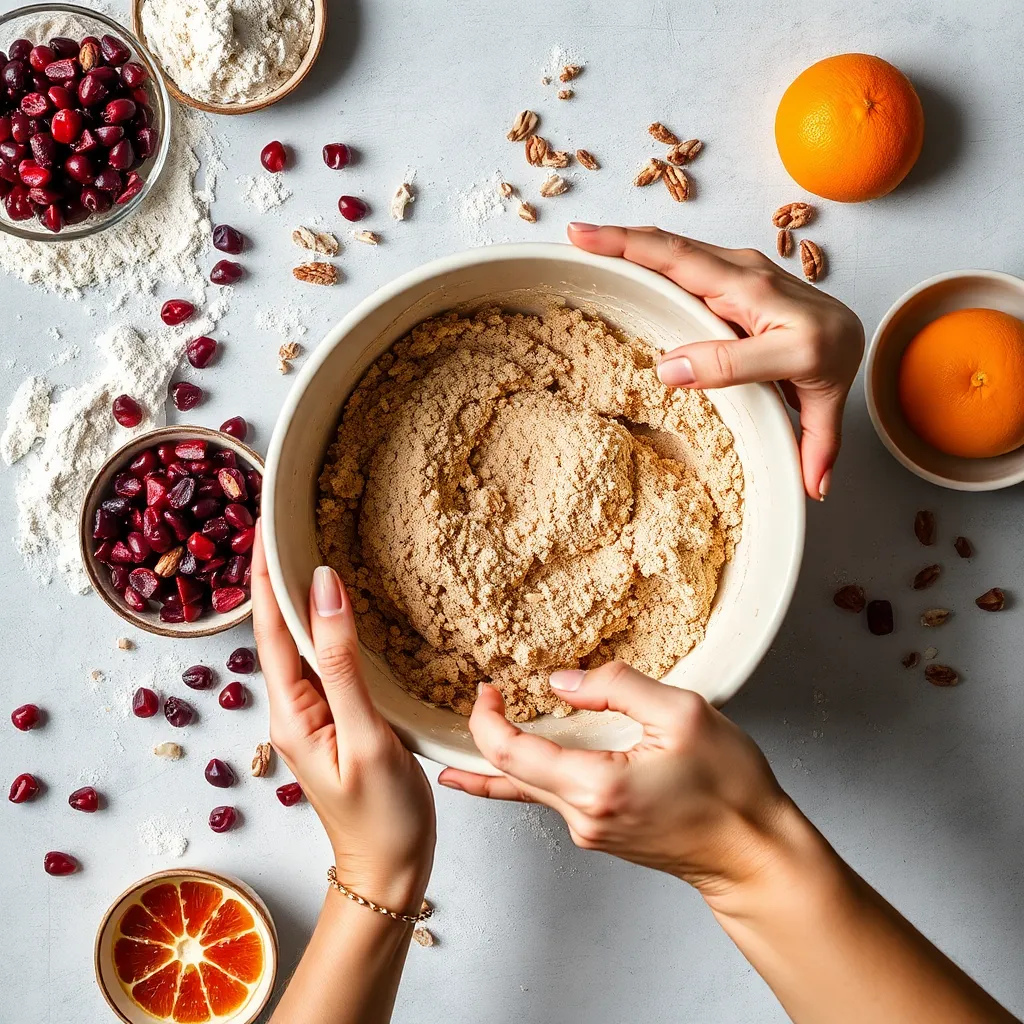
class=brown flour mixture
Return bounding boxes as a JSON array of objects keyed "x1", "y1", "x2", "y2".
[{"x1": 317, "y1": 306, "x2": 743, "y2": 721}]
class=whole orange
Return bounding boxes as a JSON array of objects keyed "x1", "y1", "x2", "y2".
[
  {"x1": 898, "y1": 308, "x2": 1024, "y2": 459},
  {"x1": 775, "y1": 53, "x2": 925, "y2": 202}
]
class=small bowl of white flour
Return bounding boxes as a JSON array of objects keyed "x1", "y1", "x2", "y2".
[{"x1": 134, "y1": 0, "x2": 325, "y2": 114}]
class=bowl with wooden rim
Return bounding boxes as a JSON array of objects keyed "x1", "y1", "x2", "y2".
[
  {"x1": 130, "y1": 0, "x2": 327, "y2": 115},
  {"x1": 79, "y1": 425, "x2": 264, "y2": 638}
]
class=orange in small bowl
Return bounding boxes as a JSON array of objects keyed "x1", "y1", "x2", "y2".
[
  {"x1": 95, "y1": 870, "x2": 278, "y2": 1024},
  {"x1": 898, "y1": 307, "x2": 1024, "y2": 458}
]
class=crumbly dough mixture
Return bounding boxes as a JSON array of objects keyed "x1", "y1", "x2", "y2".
[{"x1": 317, "y1": 306, "x2": 743, "y2": 721}]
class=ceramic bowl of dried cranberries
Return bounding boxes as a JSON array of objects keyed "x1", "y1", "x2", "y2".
[
  {"x1": 0, "y1": 3, "x2": 170, "y2": 241},
  {"x1": 80, "y1": 425, "x2": 263, "y2": 637}
]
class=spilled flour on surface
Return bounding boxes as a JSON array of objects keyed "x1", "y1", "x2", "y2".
[{"x1": 138, "y1": 815, "x2": 190, "y2": 858}]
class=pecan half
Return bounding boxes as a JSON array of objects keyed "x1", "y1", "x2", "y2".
[
  {"x1": 833, "y1": 584, "x2": 866, "y2": 613},
  {"x1": 954, "y1": 536, "x2": 973, "y2": 558},
  {"x1": 539, "y1": 174, "x2": 569, "y2": 197},
  {"x1": 913, "y1": 564, "x2": 941, "y2": 590},
  {"x1": 866, "y1": 599, "x2": 894, "y2": 635},
  {"x1": 634, "y1": 158, "x2": 665, "y2": 187},
  {"x1": 507, "y1": 110, "x2": 538, "y2": 142},
  {"x1": 921, "y1": 608, "x2": 951, "y2": 627},
  {"x1": 914, "y1": 510, "x2": 936, "y2": 545},
  {"x1": 154, "y1": 546, "x2": 184, "y2": 577},
  {"x1": 251, "y1": 741, "x2": 272, "y2": 777},
  {"x1": 799, "y1": 239, "x2": 824, "y2": 282},
  {"x1": 518, "y1": 201, "x2": 537, "y2": 223},
  {"x1": 576, "y1": 149, "x2": 599, "y2": 170},
  {"x1": 648, "y1": 122, "x2": 679, "y2": 145},
  {"x1": 776, "y1": 228, "x2": 793, "y2": 258},
  {"x1": 975, "y1": 587, "x2": 1006, "y2": 611},
  {"x1": 772, "y1": 201, "x2": 814, "y2": 229},
  {"x1": 902, "y1": 651, "x2": 920, "y2": 669},
  {"x1": 559, "y1": 64, "x2": 582, "y2": 82},
  {"x1": 293, "y1": 262, "x2": 338, "y2": 285},
  {"x1": 666, "y1": 139, "x2": 703, "y2": 165},
  {"x1": 524, "y1": 134, "x2": 549, "y2": 166},
  {"x1": 925, "y1": 664, "x2": 959, "y2": 687},
  {"x1": 663, "y1": 165, "x2": 690, "y2": 202}
]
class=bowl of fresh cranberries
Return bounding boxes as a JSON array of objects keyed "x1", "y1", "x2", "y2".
[
  {"x1": 80, "y1": 426, "x2": 263, "y2": 637},
  {"x1": 0, "y1": 3, "x2": 170, "y2": 241}
]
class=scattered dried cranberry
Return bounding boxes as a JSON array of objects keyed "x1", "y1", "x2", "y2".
[
  {"x1": 11, "y1": 703, "x2": 41, "y2": 730},
  {"x1": 68, "y1": 786, "x2": 99, "y2": 812},
  {"x1": 226, "y1": 648, "x2": 256, "y2": 674},
  {"x1": 112, "y1": 394, "x2": 143, "y2": 428},
  {"x1": 322, "y1": 142, "x2": 351, "y2": 169},
  {"x1": 186, "y1": 335, "x2": 217, "y2": 368},
  {"x1": 171, "y1": 381, "x2": 203, "y2": 411},
  {"x1": 220, "y1": 416, "x2": 248, "y2": 441},
  {"x1": 276, "y1": 782, "x2": 304, "y2": 806},
  {"x1": 161, "y1": 299, "x2": 195, "y2": 326},
  {"x1": 209, "y1": 805, "x2": 238, "y2": 833},
  {"x1": 212, "y1": 224, "x2": 244, "y2": 254},
  {"x1": 164, "y1": 696, "x2": 194, "y2": 727},
  {"x1": 182, "y1": 665, "x2": 214, "y2": 689},
  {"x1": 205, "y1": 758, "x2": 235, "y2": 788},
  {"x1": 9, "y1": 773, "x2": 40, "y2": 803},
  {"x1": 218, "y1": 682, "x2": 246, "y2": 710},
  {"x1": 210, "y1": 259, "x2": 243, "y2": 285},
  {"x1": 260, "y1": 140, "x2": 286, "y2": 172},
  {"x1": 44, "y1": 851, "x2": 79, "y2": 875},
  {"x1": 132, "y1": 687, "x2": 159, "y2": 718},
  {"x1": 338, "y1": 195, "x2": 368, "y2": 221}
]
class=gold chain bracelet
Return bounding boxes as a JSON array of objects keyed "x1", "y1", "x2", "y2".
[{"x1": 327, "y1": 866, "x2": 433, "y2": 924}]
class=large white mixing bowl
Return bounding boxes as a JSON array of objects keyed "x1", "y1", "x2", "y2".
[{"x1": 263, "y1": 243, "x2": 805, "y2": 774}]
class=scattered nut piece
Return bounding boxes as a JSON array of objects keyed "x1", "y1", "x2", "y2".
[
  {"x1": 153, "y1": 742, "x2": 183, "y2": 760},
  {"x1": 292, "y1": 226, "x2": 339, "y2": 256},
  {"x1": 540, "y1": 75, "x2": 551, "y2": 86},
  {"x1": 954, "y1": 536, "x2": 973, "y2": 558},
  {"x1": 576, "y1": 149, "x2": 599, "y2": 170},
  {"x1": 507, "y1": 110, "x2": 539, "y2": 142},
  {"x1": 420, "y1": 898, "x2": 433, "y2": 915},
  {"x1": 663, "y1": 164, "x2": 690, "y2": 202},
  {"x1": 799, "y1": 239, "x2": 824, "y2": 282},
  {"x1": 498, "y1": 181, "x2": 515, "y2": 199},
  {"x1": 648, "y1": 122, "x2": 679, "y2": 145},
  {"x1": 277, "y1": 360, "x2": 290, "y2": 374},
  {"x1": 90, "y1": 669, "x2": 103, "y2": 681},
  {"x1": 925, "y1": 664, "x2": 959, "y2": 687},
  {"x1": 772, "y1": 202, "x2": 815, "y2": 229},
  {"x1": 866, "y1": 599, "x2": 894, "y2": 635},
  {"x1": 352, "y1": 229, "x2": 380, "y2": 245},
  {"x1": 153, "y1": 547, "x2": 184, "y2": 577},
  {"x1": 390, "y1": 182, "x2": 414, "y2": 221},
  {"x1": 833, "y1": 584, "x2": 866, "y2": 613},
  {"x1": 251, "y1": 741, "x2": 272, "y2": 778},
  {"x1": 293, "y1": 262, "x2": 338, "y2": 286},
  {"x1": 116, "y1": 637, "x2": 132, "y2": 650},
  {"x1": 559, "y1": 64, "x2": 582, "y2": 82},
  {"x1": 557, "y1": 88, "x2": 574, "y2": 100},
  {"x1": 666, "y1": 139, "x2": 703, "y2": 165},
  {"x1": 78, "y1": 39, "x2": 100, "y2": 72},
  {"x1": 902, "y1": 651, "x2": 920, "y2": 669},
  {"x1": 921, "y1": 608, "x2": 951, "y2": 627},
  {"x1": 924, "y1": 646, "x2": 938, "y2": 660},
  {"x1": 913, "y1": 564, "x2": 941, "y2": 590},
  {"x1": 975, "y1": 587, "x2": 1006, "y2": 611},
  {"x1": 412, "y1": 927, "x2": 435, "y2": 947},
  {"x1": 541, "y1": 149, "x2": 571, "y2": 169},
  {"x1": 539, "y1": 174, "x2": 569, "y2": 197},
  {"x1": 524, "y1": 135, "x2": 549, "y2": 166},
  {"x1": 776, "y1": 228, "x2": 793, "y2": 258},
  {"x1": 915, "y1": 510, "x2": 937, "y2": 546},
  {"x1": 634, "y1": 158, "x2": 665, "y2": 187},
  {"x1": 518, "y1": 201, "x2": 537, "y2": 223},
  {"x1": 279, "y1": 342, "x2": 301, "y2": 361}
]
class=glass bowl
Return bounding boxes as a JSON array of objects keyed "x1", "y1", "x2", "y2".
[{"x1": 0, "y1": 3, "x2": 171, "y2": 242}]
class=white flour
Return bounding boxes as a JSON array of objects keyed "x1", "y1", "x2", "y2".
[
  {"x1": 238, "y1": 172, "x2": 292, "y2": 212},
  {"x1": 141, "y1": 0, "x2": 314, "y2": 105},
  {"x1": 255, "y1": 302, "x2": 312, "y2": 338},
  {"x1": 138, "y1": 815, "x2": 189, "y2": 858},
  {"x1": 454, "y1": 174, "x2": 509, "y2": 246},
  {"x1": 0, "y1": 377, "x2": 50, "y2": 466}
]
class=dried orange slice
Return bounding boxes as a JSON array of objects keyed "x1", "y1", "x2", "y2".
[{"x1": 112, "y1": 878, "x2": 266, "y2": 1022}]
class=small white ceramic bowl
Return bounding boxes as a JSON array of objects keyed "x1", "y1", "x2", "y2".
[
  {"x1": 866, "y1": 269, "x2": 1024, "y2": 491},
  {"x1": 263, "y1": 243, "x2": 805, "y2": 775}
]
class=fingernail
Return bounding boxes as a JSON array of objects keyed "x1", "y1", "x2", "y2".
[
  {"x1": 569, "y1": 221, "x2": 600, "y2": 231},
  {"x1": 439, "y1": 779, "x2": 463, "y2": 791},
  {"x1": 818, "y1": 468, "x2": 832, "y2": 502},
  {"x1": 657, "y1": 355, "x2": 696, "y2": 386},
  {"x1": 313, "y1": 565, "x2": 344, "y2": 616},
  {"x1": 549, "y1": 669, "x2": 586, "y2": 691}
]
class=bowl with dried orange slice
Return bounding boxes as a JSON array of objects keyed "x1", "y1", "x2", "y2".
[{"x1": 95, "y1": 869, "x2": 278, "y2": 1024}]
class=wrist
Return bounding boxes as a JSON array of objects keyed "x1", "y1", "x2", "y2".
[{"x1": 329, "y1": 856, "x2": 432, "y2": 919}]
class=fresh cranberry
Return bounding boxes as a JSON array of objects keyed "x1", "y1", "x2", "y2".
[
  {"x1": 208, "y1": 805, "x2": 238, "y2": 833},
  {"x1": 44, "y1": 851, "x2": 78, "y2": 876},
  {"x1": 187, "y1": 531, "x2": 217, "y2": 560},
  {"x1": 220, "y1": 417, "x2": 248, "y2": 441},
  {"x1": 18, "y1": 161, "x2": 50, "y2": 187},
  {"x1": 1, "y1": 59, "x2": 28, "y2": 92},
  {"x1": 171, "y1": 381, "x2": 203, "y2": 411},
  {"x1": 49, "y1": 107, "x2": 83, "y2": 144},
  {"x1": 224, "y1": 504, "x2": 254, "y2": 530},
  {"x1": 205, "y1": 758, "x2": 235, "y2": 788},
  {"x1": 230, "y1": 527, "x2": 256, "y2": 554},
  {"x1": 112, "y1": 394, "x2": 143, "y2": 427},
  {"x1": 43, "y1": 58, "x2": 77, "y2": 82},
  {"x1": 94, "y1": 167, "x2": 122, "y2": 193},
  {"x1": 260, "y1": 140, "x2": 286, "y2": 172},
  {"x1": 132, "y1": 687, "x2": 159, "y2": 718},
  {"x1": 126, "y1": 531, "x2": 151, "y2": 561},
  {"x1": 218, "y1": 682, "x2": 247, "y2": 710},
  {"x1": 20, "y1": 92, "x2": 51, "y2": 118},
  {"x1": 77, "y1": 72, "x2": 107, "y2": 107},
  {"x1": 68, "y1": 786, "x2": 99, "y2": 812},
  {"x1": 210, "y1": 260, "x2": 243, "y2": 285},
  {"x1": 40, "y1": 203, "x2": 63, "y2": 233},
  {"x1": 4, "y1": 185, "x2": 33, "y2": 220},
  {"x1": 202, "y1": 517, "x2": 230, "y2": 543},
  {"x1": 120, "y1": 62, "x2": 149, "y2": 87},
  {"x1": 115, "y1": 172, "x2": 145, "y2": 205},
  {"x1": 107, "y1": 138, "x2": 134, "y2": 170},
  {"x1": 322, "y1": 142, "x2": 351, "y2": 169},
  {"x1": 338, "y1": 195, "x2": 368, "y2": 221},
  {"x1": 182, "y1": 665, "x2": 214, "y2": 690},
  {"x1": 175, "y1": 440, "x2": 207, "y2": 460},
  {"x1": 276, "y1": 782, "x2": 304, "y2": 806},
  {"x1": 226, "y1": 647, "x2": 256, "y2": 673},
  {"x1": 11, "y1": 703, "x2": 42, "y2": 731},
  {"x1": 164, "y1": 696, "x2": 194, "y2": 728},
  {"x1": 94, "y1": 124, "x2": 123, "y2": 146},
  {"x1": 49, "y1": 37, "x2": 80, "y2": 59},
  {"x1": 28, "y1": 45, "x2": 55, "y2": 72},
  {"x1": 122, "y1": 586, "x2": 147, "y2": 612},
  {"x1": 128, "y1": 567, "x2": 160, "y2": 597},
  {"x1": 8, "y1": 40, "x2": 32, "y2": 61},
  {"x1": 64, "y1": 153, "x2": 94, "y2": 184},
  {"x1": 9, "y1": 774, "x2": 40, "y2": 803},
  {"x1": 80, "y1": 186, "x2": 111, "y2": 214},
  {"x1": 161, "y1": 299, "x2": 194, "y2": 326},
  {"x1": 186, "y1": 335, "x2": 216, "y2": 367},
  {"x1": 212, "y1": 224, "x2": 244, "y2": 253},
  {"x1": 100, "y1": 34, "x2": 131, "y2": 66},
  {"x1": 135, "y1": 127, "x2": 158, "y2": 159}
]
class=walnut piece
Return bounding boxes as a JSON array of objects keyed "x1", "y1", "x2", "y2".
[
  {"x1": 116, "y1": 637, "x2": 132, "y2": 650},
  {"x1": 634, "y1": 158, "x2": 665, "y2": 187},
  {"x1": 518, "y1": 201, "x2": 537, "y2": 223},
  {"x1": 279, "y1": 341, "x2": 301, "y2": 361},
  {"x1": 251, "y1": 741, "x2": 272, "y2": 777},
  {"x1": 292, "y1": 226, "x2": 339, "y2": 256},
  {"x1": 412, "y1": 927, "x2": 435, "y2": 947},
  {"x1": 541, "y1": 148, "x2": 570, "y2": 169},
  {"x1": 390, "y1": 182, "x2": 414, "y2": 221},
  {"x1": 648, "y1": 122, "x2": 679, "y2": 145},
  {"x1": 293, "y1": 262, "x2": 338, "y2": 286},
  {"x1": 557, "y1": 88, "x2": 573, "y2": 100},
  {"x1": 507, "y1": 110, "x2": 539, "y2": 142},
  {"x1": 575, "y1": 149, "x2": 599, "y2": 170},
  {"x1": 559, "y1": 64, "x2": 582, "y2": 82},
  {"x1": 799, "y1": 239, "x2": 824, "y2": 282},
  {"x1": 539, "y1": 174, "x2": 569, "y2": 197}
]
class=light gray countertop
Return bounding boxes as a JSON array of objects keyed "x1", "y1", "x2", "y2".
[{"x1": 2, "y1": 0, "x2": 1022, "y2": 1021}]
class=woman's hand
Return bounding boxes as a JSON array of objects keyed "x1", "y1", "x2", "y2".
[
  {"x1": 567, "y1": 223, "x2": 865, "y2": 500},
  {"x1": 251, "y1": 523, "x2": 435, "y2": 914},
  {"x1": 439, "y1": 662, "x2": 805, "y2": 903}
]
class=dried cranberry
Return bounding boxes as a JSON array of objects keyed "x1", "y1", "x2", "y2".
[
  {"x1": 212, "y1": 224, "x2": 244, "y2": 253},
  {"x1": 338, "y1": 195, "x2": 368, "y2": 221},
  {"x1": 276, "y1": 782, "x2": 304, "y2": 806},
  {"x1": 18, "y1": 161, "x2": 50, "y2": 188},
  {"x1": 132, "y1": 687, "x2": 159, "y2": 718},
  {"x1": 77, "y1": 72, "x2": 107, "y2": 107},
  {"x1": 94, "y1": 167, "x2": 122, "y2": 193},
  {"x1": 205, "y1": 758, "x2": 235, "y2": 788},
  {"x1": 11, "y1": 704, "x2": 41, "y2": 731},
  {"x1": 231, "y1": 527, "x2": 256, "y2": 554},
  {"x1": 94, "y1": 124, "x2": 123, "y2": 145},
  {"x1": 167, "y1": 477, "x2": 196, "y2": 509},
  {"x1": 186, "y1": 335, "x2": 216, "y2": 367},
  {"x1": 121, "y1": 61, "x2": 149, "y2": 87},
  {"x1": 126, "y1": 531, "x2": 151, "y2": 561},
  {"x1": 109, "y1": 540, "x2": 134, "y2": 564},
  {"x1": 93, "y1": 507, "x2": 121, "y2": 540},
  {"x1": 112, "y1": 394, "x2": 143, "y2": 427},
  {"x1": 30, "y1": 132, "x2": 56, "y2": 167},
  {"x1": 182, "y1": 665, "x2": 214, "y2": 690},
  {"x1": 260, "y1": 140, "x2": 286, "y2": 172},
  {"x1": 29, "y1": 44, "x2": 55, "y2": 71},
  {"x1": 128, "y1": 567, "x2": 160, "y2": 598},
  {"x1": 9, "y1": 773, "x2": 40, "y2": 803},
  {"x1": 218, "y1": 681, "x2": 246, "y2": 709},
  {"x1": 118, "y1": 170, "x2": 145, "y2": 205},
  {"x1": 80, "y1": 186, "x2": 111, "y2": 213},
  {"x1": 224, "y1": 503, "x2": 254, "y2": 530},
  {"x1": 2, "y1": 59, "x2": 28, "y2": 92},
  {"x1": 176, "y1": 575, "x2": 203, "y2": 604},
  {"x1": 226, "y1": 647, "x2": 256, "y2": 674},
  {"x1": 162, "y1": 510, "x2": 190, "y2": 541},
  {"x1": 171, "y1": 381, "x2": 203, "y2": 411},
  {"x1": 160, "y1": 605, "x2": 185, "y2": 623},
  {"x1": 178, "y1": 550, "x2": 198, "y2": 575},
  {"x1": 8, "y1": 40, "x2": 32, "y2": 61},
  {"x1": 44, "y1": 851, "x2": 78, "y2": 875},
  {"x1": 107, "y1": 138, "x2": 134, "y2": 170},
  {"x1": 210, "y1": 259, "x2": 243, "y2": 285},
  {"x1": 43, "y1": 58, "x2": 77, "y2": 82},
  {"x1": 64, "y1": 153, "x2": 94, "y2": 184},
  {"x1": 135, "y1": 127, "x2": 158, "y2": 159},
  {"x1": 191, "y1": 497, "x2": 221, "y2": 520},
  {"x1": 47, "y1": 85, "x2": 75, "y2": 109},
  {"x1": 20, "y1": 92, "x2": 51, "y2": 118},
  {"x1": 100, "y1": 34, "x2": 131, "y2": 66},
  {"x1": 40, "y1": 203, "x2": 64, "y2": 234},
  {"x1": 164, "y1": 696, "x2": 194, "y2": 727},
  {"x1": 187, "y1": 531, "x2": 217, "y2": 560},
  {"x1": 68, "y1": 786, "x2": 99, "y2": 812},
  {"x1": 110, "y1": 564, "x2": 130, "y2": 590},
  {"x1": 222, "y1": 555, "x2": 248, "y2": 585},
  {"x1": 161, "y1": 299, "x2": 194, "y2": 326},
  {"x1": 220, "y1": 417, "x2": 248, "y2": 442},
  {"x1": 209, "y1": 805, "x2": 237, "y2": 833},
  {"x1": 4, "y1": 184, "x2": 34, "y2": 220},
  {"x1": 49, "y1": 37, "x2": 80, "y2": 59},
  {"x1": 322, "y1": 142, "x2": 351, "y2": 169},
  {"x1": 50, "y1": 107, "x2": 82, "y2": 144},
  {"x1": 212, "y1": 449, "x2": 237, "y2": 468},
  {"x1": 201, "y1": 517, "x2": 230, "y2": 543}
]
